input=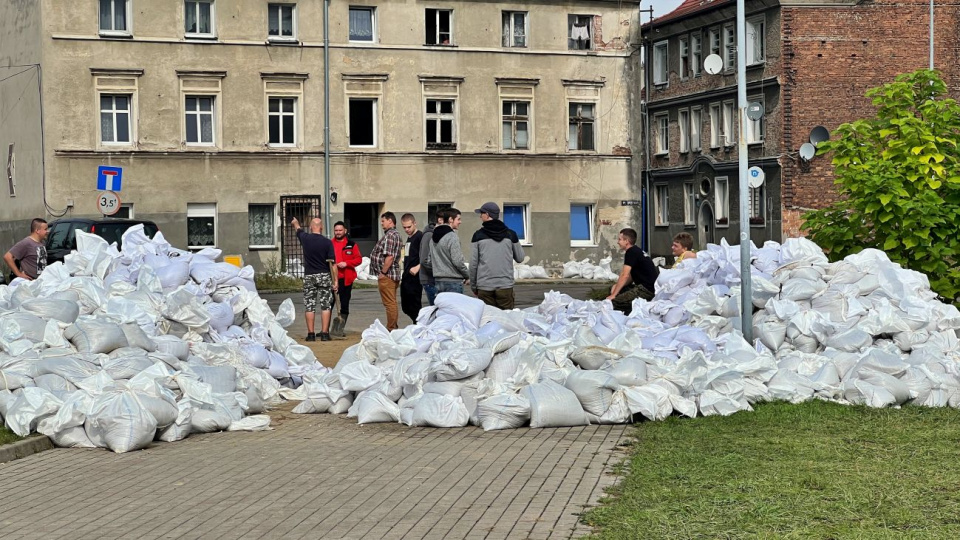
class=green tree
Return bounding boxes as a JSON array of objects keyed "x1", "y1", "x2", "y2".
[{"x1": 803, "y1": 69, "x2": 960, "y2": 303}]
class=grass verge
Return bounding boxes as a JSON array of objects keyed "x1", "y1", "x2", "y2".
[
  {"x1": 584, "y1": 401, "x2": 960, "y2": 539},
  {"x1": 0, "y1": 426, "x2": 21, "y2": 446}
]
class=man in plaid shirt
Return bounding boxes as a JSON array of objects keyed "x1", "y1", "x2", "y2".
[{"x1": 369, "y1": 211, "x2": 403, "y2": 329}]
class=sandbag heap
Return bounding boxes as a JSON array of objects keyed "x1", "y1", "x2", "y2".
[
  {"x1": 0, "y1": 225, "x2": 325, "y2": 452},
  {"x1": 294, "y1": 237, "x2": 960, "y2": 429},
  {"x1": 561, "y1": 258, "x2": 619, "y2": 281}
]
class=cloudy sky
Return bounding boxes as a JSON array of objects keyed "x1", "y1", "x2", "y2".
[{"x1": 648, "y1": 0, "x2": 686, "y2": 19}]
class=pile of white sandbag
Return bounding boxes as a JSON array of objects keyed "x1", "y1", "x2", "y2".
[
  {"x1": 0, "y1": 225, "x2": 328, "y2": 452},
  {"x1": 514, "y1": 264, "x2": 550, "y2": 280},
  {"x1": 561, "y1": 258, "x2": 619, "y2": 281},
  {"x1": 356, "y1": 257, "x2": 375, "y2": 280},
  {"x1": 293, "y1": 237, "x2": 960, "y2": 428}
]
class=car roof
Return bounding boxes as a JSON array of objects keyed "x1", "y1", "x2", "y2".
[{"x1": 50, "y1": 218, "x2": 158, "y2": 225}]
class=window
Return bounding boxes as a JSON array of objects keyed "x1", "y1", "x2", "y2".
[
  {"x1": 185, "y1": 96, "x2": 215, "y2": 145},
  {"x1": 503, "y1": 204, "x2": 529, "y2": 244},
  {"x1": 709, "y1": 103, "x2": 721, "y2": 148},
  {"x1": 723, "y1": 24, "x2": 735, "y2": 70},
  {"x1": 187, "y1": 203, "x2": 217, "y2": 248},
  {"x1": 568, "y1": 103, "x2": 595, "y2": 151},
  {"x1": 425, "y1": 99, "x2": 456, "y2": 150},
  {"x1": 249, "y1": 204, "x2": 276, "y2": 247},
  {"x1": 570, "y1": 204, "x2": 594, "y2": 246},
  {"x1": 654, "y1": 184, "x2": 669, "y2": 226},
  {"x1": 502, "y1": 101, "x2": 530, "y2": 150},
  {"x1": 747, "y1": 97, "x2": 765, "y2": 144},
  {"x1": 653, "y1": 41, "x2": 668, "y2": 85},
  {"x1": 502, "y1": 11, "x2": 527, "y2": 47},
  {"x1": 427, "y1": 202, "x2": 453, "y2": 225},
  {"x1": 425, "y1": 9, "x2": 453, "y2": 45},
  {"x1": 715, "y1": 176, "x2": 729, "y2": 225},
  {"x1": 709, "y1": 27, "x2": 720, "y2": 56},
  {"x1": 679, "y1": 109, "x2": 690, "y2": 153},
  {"x1": 691, "y1": 107, "x2": 702, "y2": 151},
  {"x1": 100, "y1": 94, "x2": 132, "y2": 144},
  {"x1": 655, "y1": 114, "x2": 668, "y2": 155},
  {"x1": 684, "y1": 183, "x2": 696, "y2": 225},
  {"x1": 750, "y1": 185, "x2": 765, "y2": 225},
  {"x1": 268, "y1": 4, "x2": 296, "y2": 41},
  {"x1": 185, "y1": 0, "x2": 215, "y2": 37},
  {"x1": 115, "y1": 203, "x2": 133, "y2": 219},
  {"x1": 349, "y1": 6, "x2": 375, "y2": 42},
  {"x1": 568, "y1": 15, "x2": 593, "y2": 50},
  {"x1": 722, "y1": 100, "x2": 735, "y2": 146},
  {"x1": 349, "y1": 98, "x2": 377, "y2": 147},
  {"x1": 99, "y1": 0, "x2": 130, "y2": 34},
  {"x1": 679, "y1": 36, "x2": 689, "y2": 79},
  {"x1": 691, "y1": 33, "x2": 702, "y2": 76},
  {"x1": 746, "y1": 17, "x2": 765, "y2": 65},
  {"x1": 268, "y1": 97, "x2": 297, "y2": 146}
]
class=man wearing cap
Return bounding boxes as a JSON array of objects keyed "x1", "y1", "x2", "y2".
[{"x1": 470, "y1": 202, "x2": 524, "y2": 310}]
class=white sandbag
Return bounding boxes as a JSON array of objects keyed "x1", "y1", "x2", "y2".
[
  {"x1": 292, "y1": 382, "x2": 348, "y2": 414},
  {"x1": 102, "y1": 354, "x2": 156, "y2": 380},
  {"x1": 205, "y1": 302, "x2": 235, "y2": 332},
  {"x1": 190, "y1": 408, "x2": 232, "y2": 432},
  {"x1": 405, "y1": 393, "x2": 469, "y2": 428},
  {"x1": 33, "y1": 373, "x2": 78, "y2": 394},
  {"x1": 699, "y1": 390, "x2": 753, "y2": 416},
  {"x1": 5, "y1": 387, "x2": 64, "y2": 437},
  {"x1": 477, "y1": 392, "x2": 530, "y2": 431},
  {"x1": 36, "y1": 356, "x2": 102, "y2": 384},
  {"x1": 154, "y1": 259, "x2": 191, "y2": 290},
  {"x1": 228, "y1": 415, "x2": 272, "y2": 431},
  {"x1": 522, "y1": 380, "x2": 588, "y2": 428},
  {"x1": 64, "y1": 319, "x2": 129, "y2": 354},
  {"x1": 20, "y1": 298, "x2": 80, "y2": 324},
  {"x1": 569, "y1": 346, "x2": 623, "y2": 371},
  {"x1": 239, "y1": 343, "x2": 271, "y2": 369},
  {"x1": 563, "y1": 370, "x2": 620, "y2": 416},
  {"x1": 434, "y1": 293, "x2": 486, "y2": 328},
  {"x1": 601, "y1": 357, "x2": 649, "y2": 387},
  {"x1": 157, "y1": 399, "x2": 196, "y2": 442},
  {"x1": 121, "y1": 323, "x2": 158, "y2": 352},
  {"x1": 339, "y1": 361, "x2": 384, "y2": 392},
  {"x1": 1, "y1": 312, "x2": 48, "y2": 342},
  {"x1": 188, "y1": 365, "x2": 238, "y2": 394},
  {"x1": 355, "y1": 391, "x2": 401, "y2": 424},
  {"x1": 432, "y1": 348, "x2": 493, "y2": 382},
  {"x1": 154, "y1": 335, "x2": 190, "y2": 360},
  {"x1": 85, "y1": 390, "x2": 158, "y2": 453},
  {"x1": 486, "y1": 344, "x2": 526, "y2": 383},
  {"x1": 623, "y1": 385, "x2": 673, "y2": 421}
]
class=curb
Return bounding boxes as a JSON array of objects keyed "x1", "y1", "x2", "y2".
[{"x1": 0, "y1": 436, "x2": 54, "y2": 464}]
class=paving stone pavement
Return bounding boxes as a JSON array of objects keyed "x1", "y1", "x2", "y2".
[{"x1": 0, "y1": 412, "x2": 628, "y2": 539}]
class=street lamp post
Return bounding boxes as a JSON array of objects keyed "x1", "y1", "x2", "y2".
[{"x1": 736, "y1": 0, "x2": 753, "y2": 343}]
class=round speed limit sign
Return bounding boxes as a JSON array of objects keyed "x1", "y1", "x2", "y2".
[{"x1": 97, "y1": 190, "x2": 121, "y2": 216}]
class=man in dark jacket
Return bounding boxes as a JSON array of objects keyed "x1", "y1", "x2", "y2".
[
  {"x1": 418, "y1": 213, "x2": 445, "y2": 306},
  {"x1": 470, "y1": 202, "x2": 524, "y2": 309},
  {"x1": 399, "y1": 213, "x2": 423, "y2": 323}
]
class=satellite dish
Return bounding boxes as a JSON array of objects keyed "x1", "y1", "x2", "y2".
[
  {"x1": 748, "y1": 167, "x2": 765, "y2": 188},
  {"x1": 810, "y1": 126, "x2": 830, "y2": 147},
  {"x1": 799, "y1": 142, "x2": 817, "y2": 161},
  {"x1": 703, "y1": 54, "x2": 723, "y2": 75},
  {"x1": 746, "y1": 102, "x2": 764, "y2": 121}
]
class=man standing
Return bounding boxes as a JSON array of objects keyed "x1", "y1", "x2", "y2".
[
  {"x1": 399, "y1": 213, "x2": 424, "y2": 323},
  {"x1": 419, "y1": 212, "x2": 445, "y2": 306},
  {"x1": 369, "y1": 211, "x2": 402, "y2": 330},
  {"x1": 606, "y1": 228, "x2": 659, "y2": 314},
  {"x1": 423, "y1": 208, "x2": 470, "y2": 294},
  {"x1": 4, "y1": 218, "x2": 49, "y2": 281},
  {"x1": 331, "y1": 221, "x2": 362, "y2": 336},
  {"x1": 470, "y1": 202, "x2": 524, "y2": 310},
  {"x1": 292, "y1": 217, "x2": 337, "y2": 341}
]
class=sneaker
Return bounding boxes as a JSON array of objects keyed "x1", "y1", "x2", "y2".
[
  {"x1": 305, "y1": 333, "x2": 316, "y2": 342},
  {"x1": 320, "y1": 333, "x2": 331, "y2": 342}
]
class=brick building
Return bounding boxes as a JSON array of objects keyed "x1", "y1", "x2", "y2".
[{"x1": 640, "y1": 0, "x2": 959, "y2": 260}]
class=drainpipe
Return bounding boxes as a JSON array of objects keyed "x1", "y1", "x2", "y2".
[
  {"x1": 323, "y1": 0, "x2": 332, "y2": 234},
  {"x1": 642, "y1": 7, "x2": 654, "y2": 254}
]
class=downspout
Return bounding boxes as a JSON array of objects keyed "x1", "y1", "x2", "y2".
[
  {"x1": 643, "y1": 7, "x2": 653, "y2": 253},
  {"x1": 323, "y1": 0, "x2": 332, "y2": 234}
]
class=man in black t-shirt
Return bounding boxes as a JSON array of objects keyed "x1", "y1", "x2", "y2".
[
  {"x1": 399, "y1": 213, "x2": 424, "y2": 323},
  {"x1": 606, "y1": 228, "x2": 659, "y2": 315},
  {"x1": 292, "y1": 217, "x2": 337, "y2": 341}
]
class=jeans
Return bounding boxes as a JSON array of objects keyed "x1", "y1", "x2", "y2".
[
  {"x1": 435, "y1": 281, "x2": 464, "y2": 295},
  {"x1": 423, "y1": 283, "x2": 438, "y2": 306},
  {"x1": 337, "y1": 279, "x2": 352, "y2": 315}
]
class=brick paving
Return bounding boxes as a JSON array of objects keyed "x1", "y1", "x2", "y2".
[{"x1": 0, "y1": 410, "x2": 628, "y2": 539}]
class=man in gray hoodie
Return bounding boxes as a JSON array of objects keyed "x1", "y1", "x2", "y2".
[
  {"x1": 469, "y1": 202, "x2": 525, "y2": 309},
  {"x1": 422, "y1": 208, "x2": 470, "y2": 294}
]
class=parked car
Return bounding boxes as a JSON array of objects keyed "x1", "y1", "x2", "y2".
[{"x1": 46, "y1": 218, "x2": 160, "y2": 264}]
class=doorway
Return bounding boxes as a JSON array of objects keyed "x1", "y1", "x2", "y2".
[
  {"x1": 697, "y1": 201, "x2": 714, "y2": 249},
  {"x1": 343, "y1": 202, "x2": 381, "y2": 256}
]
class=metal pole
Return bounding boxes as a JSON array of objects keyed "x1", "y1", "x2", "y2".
[
  {"x1": 643, "y1": 7, "x2": 653, "y2": 254},
  {"x1": 323, "y1": 0, "x2": 332, "y2": 234},
  {"x1": 736, "y1": 0, "x2": 753, "y2": 342},
  {"x1": 929, "y1": 0, "x2": 934, "y2": 69}
]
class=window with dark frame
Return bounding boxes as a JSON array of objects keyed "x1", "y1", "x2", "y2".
[
  {"x1": 502, "y1": 101, "x2": 530, "y2": 150},
  {"x1": 568, "y1": 102, "x2": 595, "y2": 151},
  {"x1": 268, "y1": 4, "x2": 296, "y2": 39},
  {"x1": 427, "y1": 202, "x2": 453, "y2": 225},
  {"x1": 680, "y1": 36, "x2": 689, "y2": 78},
  {"x1": 750, "y1": 185, "x2": 765, "y2": 225},
  {"x1": 425, "y1": 99, "x2": 456, "y2": 150},
  {"x1": 349, "y1": 98, "x2": 377, "y2": 147},
  {"x1": 691, "y1": 107, "x2": 702, "y2": 151},
  {"x1": 268, "y1": 96, "x2": 297, "y2": 146},
  {"x1": 425, "y1": 9, "x2": 452, "y2": 45},
  {"x1": 723, "y1": 23, "x2": 736, "y2": 70}
]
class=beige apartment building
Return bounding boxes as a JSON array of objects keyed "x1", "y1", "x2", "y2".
[{"x1": 0, "y1": 0, "x2": 641, "y2": 272}]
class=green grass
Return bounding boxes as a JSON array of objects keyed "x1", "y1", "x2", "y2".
[
  {"x1": 584, "y1": 401, "x2": 960, "y2": 539},
  {"x1": 0, "y1": 426, "x2": 21, "y2": 446}
]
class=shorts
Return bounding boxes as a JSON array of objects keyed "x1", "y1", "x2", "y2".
[{"x1": 303, "y1": 272, "x2": 334, "y2": 313}]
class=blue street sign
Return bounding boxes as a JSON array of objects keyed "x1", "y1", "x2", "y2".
[{"x1": 97, "y1": 166, "x2": 123, "y2": 191}]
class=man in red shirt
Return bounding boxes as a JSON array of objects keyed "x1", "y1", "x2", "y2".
[{"x1": 331, "y1": 221, "x2": 362, "y2": 336}]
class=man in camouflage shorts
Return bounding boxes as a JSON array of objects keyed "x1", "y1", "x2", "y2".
[{"x1": 293, "y1": 217, "x2": 337, "y2": 341}]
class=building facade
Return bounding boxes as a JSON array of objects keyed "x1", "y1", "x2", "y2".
[
  {"x1": 640, "y1": 0, "x2": 960, "y2": 261},
  {"x1": 0, "y1": 0, "x2": 642, "y2": 272}
]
